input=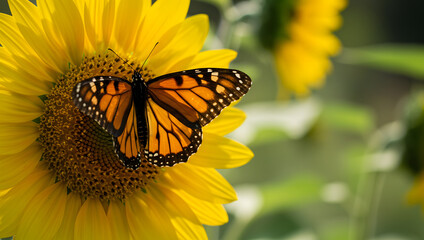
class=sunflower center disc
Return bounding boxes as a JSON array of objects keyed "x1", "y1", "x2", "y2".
[{"x1": 39, "y1": 53, "x2": 158, "y2": 200}]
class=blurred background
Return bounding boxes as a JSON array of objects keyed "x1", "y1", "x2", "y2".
[{"x1": 2, "y1": 0, "x2": 424, "y2": 239}]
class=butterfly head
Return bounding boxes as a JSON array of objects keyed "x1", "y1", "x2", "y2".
[{"x1": 132, "y1": 71, "x2": 143, "y2": 82}]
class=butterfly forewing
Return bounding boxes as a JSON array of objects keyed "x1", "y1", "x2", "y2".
[
  {"x1": 72, "y1": 77, "x2": 134, "y2": 137},
  {"x1": 145, "y1": 99, "x2": 202, "y2": 166},
  {"x1": 147, "y1": 68, "x2": 251, "y2": 128}
]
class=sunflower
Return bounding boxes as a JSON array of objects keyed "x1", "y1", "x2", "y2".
[
  {"x1": 0, "y1": 0, "x2": 253, "y2": 239},
  {"x1": 259, "y1": 0, "x2": 346, "y2": 96}
]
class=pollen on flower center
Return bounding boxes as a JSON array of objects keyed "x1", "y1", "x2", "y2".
[{"x1": 39, "y1": 53, "x2": 158, "y2": 200}]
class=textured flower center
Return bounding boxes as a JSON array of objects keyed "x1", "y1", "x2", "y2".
[{"x1": 39, "y1": 53, "x2": 159, "y2": 200}]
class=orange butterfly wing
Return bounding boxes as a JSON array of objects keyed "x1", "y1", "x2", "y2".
[
  {"x1": 144, "y1": 99, "x2": 201, "y2": 166},
  {"x1": 147, "y1": 68, "x2": 251, "y2": 128},
  {"x1": 72, "y1": 77, "x2": 143, "y2": 169},
  {"x1": 144, "y1": 68, "x2": 251, "y2": 166},
  {"x1": 72, "y1": 77, "x2": 133, "y2": 137},
  {"x1": 72, "y1": 68, "x2": 252, "y2": 168},
  {"x1": 113, "y1": 103, "x2": 143, "y2": 169}
]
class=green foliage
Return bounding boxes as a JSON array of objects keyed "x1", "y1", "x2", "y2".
[
  {"x1": 260, "y1": 175, "x2": 325, "y2": 214},
  {"x1": 258, "y1": 0, "x2": 295, "y2": 50},
  {"x1": 401, "y1": 92, "x2": 424, "y2": 174},
  {"x1": 341, "y1": 45, "x2": 424, "y2": 79},
  {"x1": 232, "y1": 98, "x2": 321, "y2": 145},
  {"x1": 321, "y1": 102, "x2": 375, "y2": 135}
]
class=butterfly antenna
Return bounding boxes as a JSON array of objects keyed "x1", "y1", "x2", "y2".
[
  {"x1": 141, "y1": 42, "x2": 159, "y2": 70},
  {"x1": 107, "y1": 48, "x2": 135, "y2": 71}
]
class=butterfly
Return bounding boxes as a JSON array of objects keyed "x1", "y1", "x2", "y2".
[{"x1": 72, "y1": 67, "x2": 251, "y2": 170}]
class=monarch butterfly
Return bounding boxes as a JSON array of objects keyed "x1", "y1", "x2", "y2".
[{"x1": 72, "y1": 67, "x2": 251, "y2": 170}]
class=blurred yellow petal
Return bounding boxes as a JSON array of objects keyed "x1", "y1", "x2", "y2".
[
  {"x1": 0, "y1": 143, "x2": 41, "y2": 190},
  {"x1": 275, "y1": 41, "x2": 331, "y2": 96},
  {"x1": 16, "y1": 183, "x2": 67, "y2": 240},
  {"x1": 74, "y1": 198, "x2": 112, "y2": 240},
  {"x1": 290, "y1": 22, "x2": 341, "y2": 55},
  {"x1": 270, "y1": 0, "x2": 345, "y2": 96}
]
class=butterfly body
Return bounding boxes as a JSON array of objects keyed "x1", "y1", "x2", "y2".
[{"x1": 72, "y1": 68, "x2": 251, "y2": 170}]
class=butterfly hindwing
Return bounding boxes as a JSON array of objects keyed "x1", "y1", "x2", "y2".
[
  {"x1": 147, "y1": 68, "x2": 251, "y2": 128},
  {"x1": 72, "y1": 76, "x2": 134, "y2": 137},
  {"x1": 113, "y1": 103, "x2": 143, "y2": 169},
  {"x1": 145, "y1": 99, "x2": 202, "y2": 166}
]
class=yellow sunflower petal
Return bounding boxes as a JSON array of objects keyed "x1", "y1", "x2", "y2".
[
  {"x1": 150, "y1": 184, "x2": 207, "y2": 239},
  {"x1": 0, "y1": 189, "x2": 9, "y2": 199},
  {"x1": 16, "y1": 183, "x2": 67, "y2": 240},
  {"x1": 290, "y1": 22, "x2": 341, "y2": 55},
  {"x1": 0, "y1": 143, "x2": 41, "y2": 190},
  {"x1": 189, "y1": 133, "x2": 253, "y2": 169},
  {"x1": 39, "y1": 0, "x2": 85, "y2": 64},
  {"x1": 150, "y1": 14, "x2": 209, "y2": 75},
  {"x1": 0, "y1": 14, "x2": 55, "y2": 81},
  {"x1": 0, "y1": 92, "x2": 43, "y2": 123},
  {"x1": 0, "y1": 123, "x2": 38, "y2": 155},
  {"x1": 134, "y1": 0, "x2": 189, "y2": 61},
  {"x1": 8, "y1": 0, "x2": 64, "y2": 73},
  {"x1": 163, "y1": 164, "x2": 237, "y2": 203},
  {"x1": 107, "y1": 200, "x2": 130, "y2": 240},
  {"x1": 83, "y1": 0, "x2": 116, "y2": 52},
  {"x1": 0, "y1": 168, "x2": 54, "y2": 237},
  {"x1": 177, "y1": 190, "x2": 229, "y2": 225},
  {"x1": 126, "y1": 193, "x2": 178, "y2": 240},
  {"x1": 74, "y1": 198, "x2": 112, "y2": 240},
  {"x1": 112, "y1": 0, "x2": 149, "y2": 52},
  {"x1": 275, "y1": 41, "x2": 331, "y2": 95},
  {"x1": 204, "y1": 107, "x2": 246, "y2": 136},
  {"x1": 53, "y1": 193, "x2": 82, "y2": 240},
  {"x1": 188, "y1": 49, "x2": 237, "y2": 69},
  {"x1": 0, "y1": 52, "x2": 52, "y2": 96}
]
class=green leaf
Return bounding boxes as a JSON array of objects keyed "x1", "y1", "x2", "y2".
[
  {"x1": 321, "y1": 102, "x2": 374, "y2": 135},
  {"x1": 260, "y1": 174, "x2": 325, "y2": 214},
  {"x1": 341, "y1": 44, "x2": 424, "y2": 79},
  {"x1": 196, "y1": 0, "x2": 231, "y2": 9}
]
